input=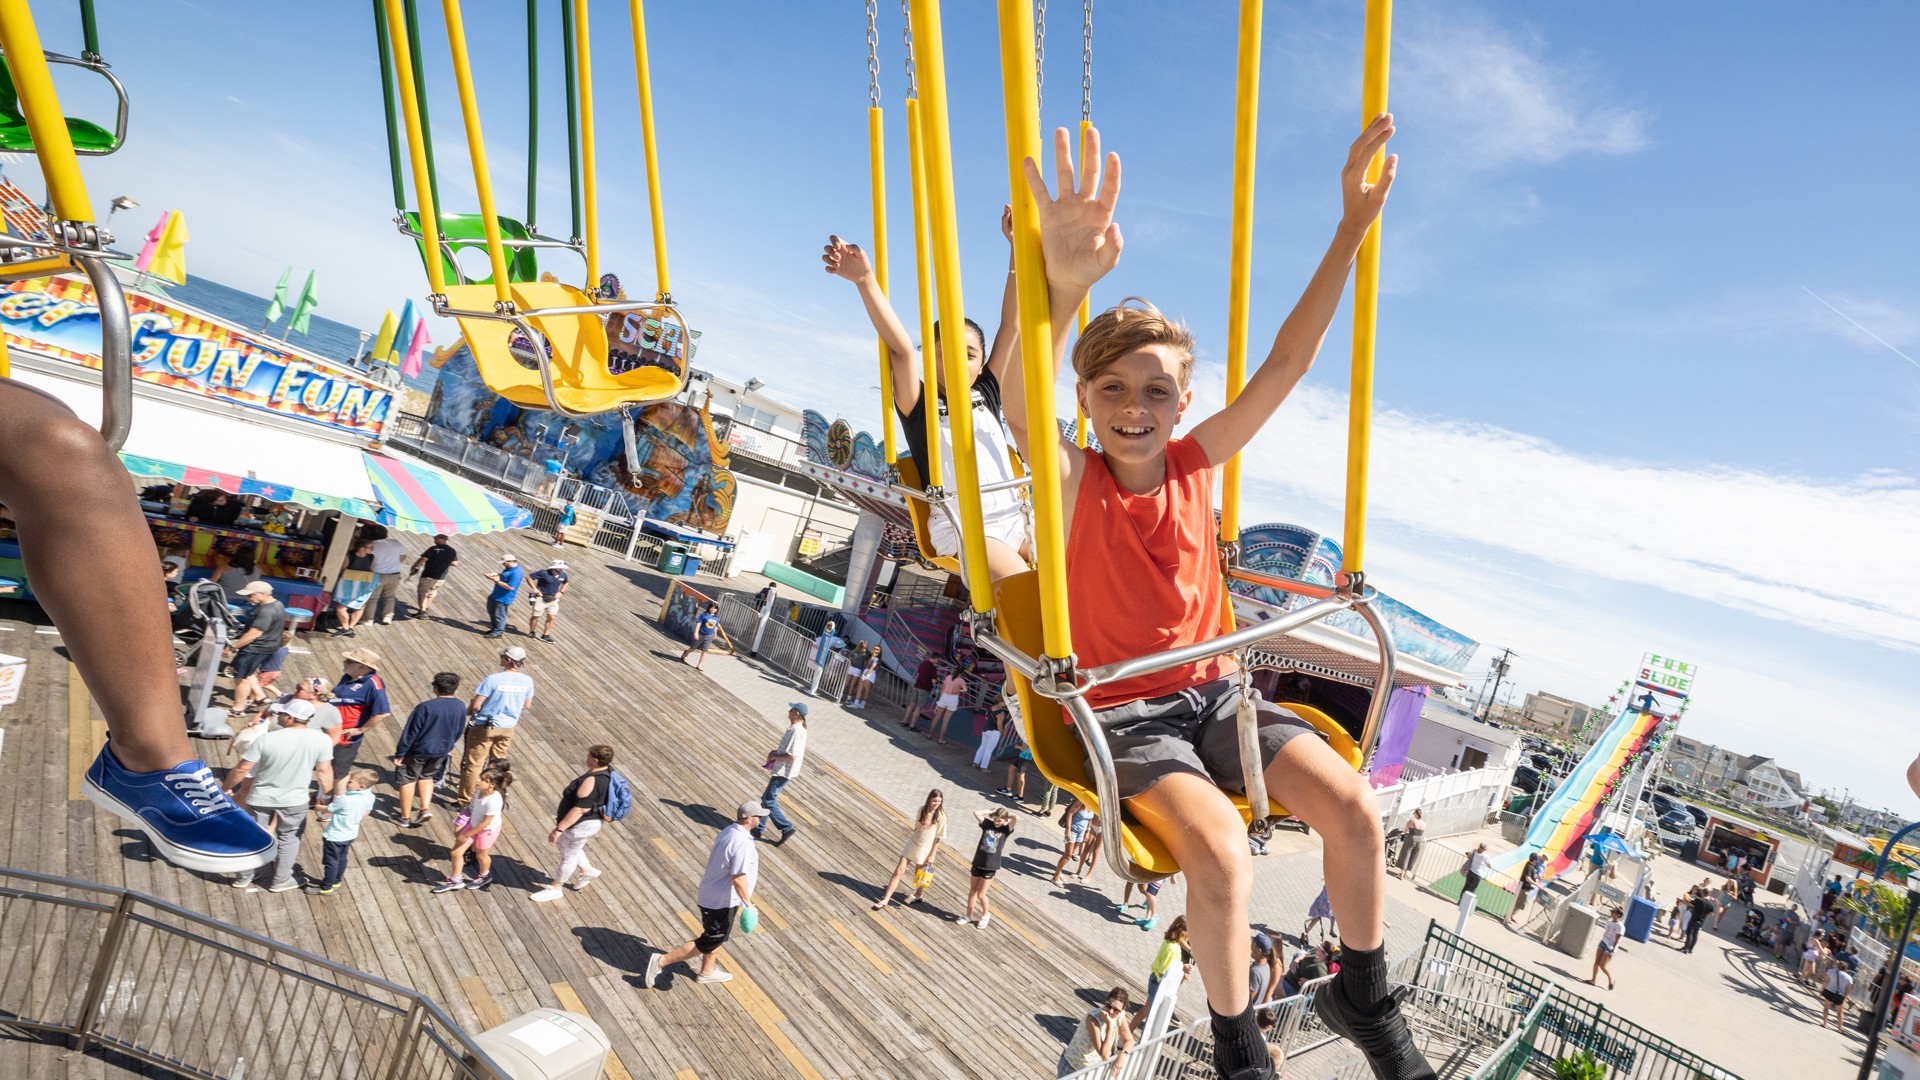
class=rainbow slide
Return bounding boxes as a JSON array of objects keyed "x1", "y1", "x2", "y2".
[{"x1": 1489, "y1": 705, "x2": 1663, "y2": 880}]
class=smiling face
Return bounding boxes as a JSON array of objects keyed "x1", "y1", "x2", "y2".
[{"x1": 1077, "y1": 344, "x2": 1193, "y2": 467}]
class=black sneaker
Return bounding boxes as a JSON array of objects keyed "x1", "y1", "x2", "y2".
[
  {"x1": 1313, "y1": 987, "x2": 1436, "y2": 1080},
  {"x1": 774, "y1": 827, "x2": 798, "y2": 846}
]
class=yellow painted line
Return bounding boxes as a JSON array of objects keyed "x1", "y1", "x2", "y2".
[
  {"x1": 985, "y1": 906, "x2": 1047, "y2": 951},
  {"x1": 460, "y1": 975, "x2": 504, "y2": 1030},
  {"x1": 551, "y1": 982, "x2": 632, "y2": 1080},
  {"x1": 827, "y1": 917, "x2": 893, "y2": 976},
  {"x1": 782, "y1": 801, "x2": 815, "y2": 826},
  {"x1": 669, "y1": 914, "x2": 825, "y2": 1080},
  {"x1": 650, "y1": 836, "x2": 682, "y2": 862},
  {"x1": 866, "y1": 909, "x2": 931, "y2": 964},
  {"x1": 675, "y1": 1072, "x2": 699, "y2": 1080},
  {"x1": 66, "y1": 664, "x2": 91, "y2": 801}
]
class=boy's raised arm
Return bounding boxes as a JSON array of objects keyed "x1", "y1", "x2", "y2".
[
  {"x1": 1002, "y1": 126, "x2": 1123, "y2": 471},
  {"x1": 822, "y1": 236, "x2": 922, "y2": 415},
  {"x1": 1190, "y1": 114, "x2": 1397, "y2": 468}
]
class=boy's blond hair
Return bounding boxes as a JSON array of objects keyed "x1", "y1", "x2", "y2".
[
  {"x1": 346, "y1": 767, "x2": 380, "y2": 789},
  {"x1": 1071, "y1": 298, "x2": 1196, "y2": 388}
]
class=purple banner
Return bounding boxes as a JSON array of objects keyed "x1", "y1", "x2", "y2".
[{"x1": 1368, "y1": 686, "x2": 1429, "y2": 788}]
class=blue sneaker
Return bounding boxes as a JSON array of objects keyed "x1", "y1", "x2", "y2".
[{"x1": 83, "y1": 745, "x2": 274, "y2": 874}]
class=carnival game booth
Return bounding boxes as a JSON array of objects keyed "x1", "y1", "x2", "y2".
[{"x1": 0, "y1": 275, "x2": 528, "y2": 617}]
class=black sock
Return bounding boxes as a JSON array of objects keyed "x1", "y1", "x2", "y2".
[
  {"x1": 1210, "y1": 1005, "x2": 1268, "y2": 1073},
  {"x1": 1334, "y1": 942, "x2": 1391, "y2": 1012}
]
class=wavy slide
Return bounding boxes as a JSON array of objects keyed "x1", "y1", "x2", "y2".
[{"x1": 1489, "y1": 705, "x2": 1662, "y2": 881}]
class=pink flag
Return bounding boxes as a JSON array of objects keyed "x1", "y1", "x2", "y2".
[
  {"x1": 133, "y1": 211, "x2": 170, "y2": 272},
  {"x1": 400, "y1": 318, "x2": 432, "y2": 378}
]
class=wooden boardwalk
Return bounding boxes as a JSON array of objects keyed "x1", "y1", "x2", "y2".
[{"x1": 0, "y1": 531, "x2": 1132, "y2": 1079}]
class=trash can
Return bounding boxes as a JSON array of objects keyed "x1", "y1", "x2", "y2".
[
  {"x1": 680, "y1": 551, "x2": 703, "y2": 576},
  {"x1": 656, "y1": 542, "x2": 688, "y2": 574},
  {"x1": 469, "y1": 1009, "x2": 611, "y2": 1080},
  {"x1": 1624, "y1": 894, "x2": 1658, "y2": 943},
  {"x1": 1680, "y1": 837, "x2": 1701, "y2": 864},
  {"x1": 1555, "y1": 902, "x2": 1600, "y2": 958}
]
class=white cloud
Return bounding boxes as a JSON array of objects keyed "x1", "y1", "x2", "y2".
[
  {"x1": 1178, "y1": 369, "x2": 1920, "y2": 652},
  {"x1": 1396, "y1": 11, "x2": 1653, "y2": 169}
]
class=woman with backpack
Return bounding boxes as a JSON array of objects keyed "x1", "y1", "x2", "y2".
[{"x1": 532, "y1": 744, "x2": 620, "y2": 903}]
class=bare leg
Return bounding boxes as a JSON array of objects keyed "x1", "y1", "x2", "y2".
[
  {"x1": 1125, "y1": 774, "x2": 1254, "y2": 1016},
  {"x1": 873, "y1": 856, "x2": 911, "y2": 907},
  {"x1": 397, "y1": 781, "x2": 416, "y2": 822},
  {"x1": 1264, "y1": 737, "x2": 1386, "y2": 951},
  {"x1": 0, "y1": 382, "x2": 190, "y2": 773},
  {"x1": 983, "y1": 538, "x2": 1027, "y2": 582}
]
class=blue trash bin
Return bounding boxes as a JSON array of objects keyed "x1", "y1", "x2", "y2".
[
  {"x1": 681, "y1": 552, "x2": 703, "y2": 576},
  {"x1": 1624, "y1": 894, "x2": 1658, "y2": 943}
]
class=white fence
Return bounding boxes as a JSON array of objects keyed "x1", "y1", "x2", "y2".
[
  {"x1": 1375, "y1": 766, "x2": 1511, "y2": 840},
  {"x1": 716, "y1": 595, "x2": 851, "y2": 702}
]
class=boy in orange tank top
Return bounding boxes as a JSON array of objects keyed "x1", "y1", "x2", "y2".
[{"x1": 1002, "y1": 116, "x2": 1432, "y2": 1080}]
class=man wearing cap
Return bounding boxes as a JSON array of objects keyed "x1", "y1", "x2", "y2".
[
  {"x1": 267, "y1": 677, "x2": 342, "y2": 740},
  {"x1": 406, "y1": 533, "x2": 460, "y2": 619},
  {"x1": 223, "y1": 580, "x2": 286, "y2": 717},
  {"x1": 482, "y1": 554, "x2": 524, "y2": 638},
  {"x1": 526, "y1": 558, "x2": 570, "y2": 643},
  {"x1": 459, "y1": 646, "x2": 537, "y2": 802},
  {"x1": 221, "y1": 699, "x2": 334, "y2": 892},
  {"x1": 327, "y1": 650, "x2": 392, "y2": 780},
  {"x1": 644, "y1": 800, "x2": 763, "y2": 989},
  {"x1": 751, "y1": 704, "x2": 808, "y2": 845}
]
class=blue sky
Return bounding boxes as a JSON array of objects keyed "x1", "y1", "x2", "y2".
[{"x1": 24, "y1": 1, "x2": 1919, "y2": 809}]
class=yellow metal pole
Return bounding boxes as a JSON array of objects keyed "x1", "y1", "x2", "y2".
[
  {"x1": 382, "y1": 0, "x2": 447, "y2": 295},
  {"x1": 629, "y1": 0, "x2": 672, "y2": 299},
  {"x1": 994, "y1": 0, "x2": 1070, "y2": 657},
  {"x1": 1220, "y1": 0, "x2": 1262, "y2": 633},
  {"x1": 906, "y1": 0, "x2": 994, "y2": 605},
  {"x1": 440, "y1": 0, "x2": 513, "y2": 302},
  {"x1": 868, "y1": 105, "x2": 897, "y2": 463},
  {"x1": 904, "y1": 96, "x2": 943, "y2": 489},
  {"x1": 1073, "y1": 119, "x2": 1090, "y2": 449},
  {"x1": 0, "y1": 0, "x2": 94, "y2": 223},
  {"x1": 1343, "y1": 0, "x2": 1391, "y2": 577},
  {"x1": 573, "y1": 0, "x2": 600, "y2": 286}
]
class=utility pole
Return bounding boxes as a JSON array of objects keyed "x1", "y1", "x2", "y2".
[{"x1": 1480, "y1": 647, "x2": 1515, "y2": 723}]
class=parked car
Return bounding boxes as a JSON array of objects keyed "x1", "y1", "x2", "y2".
[
  {"x1": 1650, "y1": 793, "x2": 1680, "y2": 818},
  {"x1": 1529, "y1": 753, "x2": 1554, "y2": 772},
  {"x1": 1681, "y1": 804, "x2": 1708, "y2": 828},
  {"x1": 1512, "y1": 764, "x2": 1543, "y2": 794}
]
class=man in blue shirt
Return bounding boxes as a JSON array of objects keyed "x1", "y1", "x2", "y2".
[
  {"x1": 525, "y1": 558, "x2": 570, "y2": 643},
  {"x1": 807, "y1": 617, "x2": 844, "y2": 697},
  {"x1": 391, "y1": 671, "x2": 467, "y2": 826},
  {"x1": 327, "y1": 649, "x2": 392, "y2": 781},
  {"x1": 459, "y1": 646, "x2": 536, "y2": 801},
  {"x1": 482, "y1": 554, "x2": 524, "y2": 638}
]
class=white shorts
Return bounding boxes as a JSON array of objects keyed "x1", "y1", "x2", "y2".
[
  {"x1": 927, "y1": 505, "x2": 1029, "y2": 559},
  {"x1": 860, "y1": 670, "x2": 877, "y2": 683},
  {"x1": 936, "y1": 694, "x2": 961, "y2": 712},
  {"x1": 531, "y1": 596, "x2": 562, "y2": 616}
]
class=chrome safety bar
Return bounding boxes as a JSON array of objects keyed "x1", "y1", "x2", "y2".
[
  {"x1": 430, "y1": 294, "x2": 688, "y2": 419},
  {"x1": 38, "y1": 51, "x2": 129, "y2": 155}
]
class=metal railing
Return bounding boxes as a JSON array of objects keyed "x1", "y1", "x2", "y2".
[
  {"x1": 0, "y1": 865, "x2": 505, "y2": 1079},
  {"x1": 716, "y1": 595, "x2": 851, "y2": 702}
]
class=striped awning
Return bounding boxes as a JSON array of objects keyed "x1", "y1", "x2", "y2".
[
  {"x1": 123, "y1": 453, "x2": 381, "y2": 519},
  {"x1": 363, "y1": 453, "x2": 534, "y2": 535}
]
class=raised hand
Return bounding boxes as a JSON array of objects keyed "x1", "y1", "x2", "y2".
[
  {"x1": 999, "y1": 204, "x2": 1014, "y2": 243},
  {"x1": 1340, "y1": 113, "x2": 1398, "y2": 233},
  {"x1": 1021, "y1": 125, "x2": 1122, "y2": 293},
  {"x1": 821, "y1": 235, "x2": 873, "y2": 283}
]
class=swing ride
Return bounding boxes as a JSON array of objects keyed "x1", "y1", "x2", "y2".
[
  {"x1": 848, "y1": 0, "x2": 1399, "y2": 881},
  {"x1": 373, "y1": 0, "x2": 691, "y2": 418},
  {"x1": 0, "y1": 0, "x2": 126, "y2": 157},
  {"x1": 0, "y1": 0, "x2": 131, "y2": 449}
]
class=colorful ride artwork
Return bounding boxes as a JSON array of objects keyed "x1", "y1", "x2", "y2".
[{"x1": 425, "y1": 342, "x2": 735, "y2": 533}]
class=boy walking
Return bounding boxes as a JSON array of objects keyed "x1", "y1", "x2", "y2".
[
  {"x1": 309, "y1": 767, "x2": 378, "y2": 895},
  {"x1": 392, "y1": 672, "x2": 466, "y2": 826},
  {"x1": 1001, "y1": 117, "x2": 1422, "y2": 1080},
  {"x1": 750, "y1": 704, "x2": 808, "y2": 844},
  {"x1": 682, "y1": 602, "x2": 722, "y2": 669}
]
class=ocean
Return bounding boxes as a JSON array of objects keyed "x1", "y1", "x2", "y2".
[{"x1": 160, "y1": 274, "x2": 440, "y2": 396}]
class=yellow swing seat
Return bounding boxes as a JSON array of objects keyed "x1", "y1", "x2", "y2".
[
  {"x1": 890, "y1": 454, "x2": 962, "y2": 576},
  {"x1": 447, "y1": 280, "x2": 689, "y2": 415},
  {"x1": 993, "y1": 569, "x2": 1364, "y2": 878}
]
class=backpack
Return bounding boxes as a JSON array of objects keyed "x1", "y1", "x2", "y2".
[{"x1": 602, "y1": 770, "x2": 633, "y2": 822}]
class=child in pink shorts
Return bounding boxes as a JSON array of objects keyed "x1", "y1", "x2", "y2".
[{"x1": 433, "y1": 763, "x2": 513, "y2": 892}]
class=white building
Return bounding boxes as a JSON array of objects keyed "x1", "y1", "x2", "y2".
[{"x1": 1406, "y1": 694, "x2": 1524, "y2": 778}]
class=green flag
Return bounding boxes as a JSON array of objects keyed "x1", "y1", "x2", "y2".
[
  {"x1": 287, "y1": 270, "x2": 319, "y2": 335},
  {"x1": 263, "y1": 266, "x2": 291, "y2": 325}
]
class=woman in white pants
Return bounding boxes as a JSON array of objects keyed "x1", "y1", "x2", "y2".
[
  {"x1": 972, "y1": 704, "x2": 1006, "y2": 769},
  {"x1": 532, "y1": 745, "x2": 615, "y2": 902}
]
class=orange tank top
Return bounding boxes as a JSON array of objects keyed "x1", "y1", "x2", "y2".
[{"x1": 1066, "y1": 436, "x2": 1234, "y2": 710}]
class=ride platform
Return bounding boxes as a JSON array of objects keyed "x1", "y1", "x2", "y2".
[{"x1": 0, "y1": 527, "x2": 1136, "y2": 1079}]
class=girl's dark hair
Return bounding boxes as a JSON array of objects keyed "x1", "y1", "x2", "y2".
[
  {"x1": 1165, "y1": 915, "x2": 1189, "y2": 941},
  {"x1": 431, "y1": 671, "x2": 461, "y2": 695},
  {"x1": 918, "y1": 788, "x2": 945, "y2": 826},
  {"x1": 1103, "y1": 987, "x2": 1131, "y2": 1007},
  {"x1": 931, "y1": 317, "x2": 988, "y2": 354},
  {"x1": 481, "y1": 763, "x2": 515, "y2": 808},
  {"x1": 228, "y1": 548, "x2": 257, "y2": 573}
]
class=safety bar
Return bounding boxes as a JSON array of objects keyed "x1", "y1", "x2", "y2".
[
  {"x1": 38, "y1": 51, "x2": 128, "y2": 155},
  {"x1": 1227, "y1": 564, "x2": 1339, "y2": 601},
  {"x1": 78, "y1": 250, "x2": 129, "y2": 450},
  {"x1": 1082, "y1": 594, "x2": 1360, "y2": 692}
]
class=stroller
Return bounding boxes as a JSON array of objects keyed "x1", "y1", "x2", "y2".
[
  {"x1": 1736, "y1": 909, "x2": 1767, "y2": 944},
  {"x1": 174, "y1": 579, "x2": 241, "y2": 739}
]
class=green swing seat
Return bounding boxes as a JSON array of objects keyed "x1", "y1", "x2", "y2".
[
  {"x1": 0, "y1": 56, "x2": 123, "y2": 155},
  {"x1": 403, "y1": 210, "x2": 543, "y2": 287}
]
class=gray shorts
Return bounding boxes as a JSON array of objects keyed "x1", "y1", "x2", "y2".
[{"x1": 1094, "y1": 676, "x2": 1319, "y2": 800}]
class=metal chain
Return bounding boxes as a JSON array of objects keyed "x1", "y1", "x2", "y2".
[
  {"x1": 866, "y1": 0, "x2": 881, "y2": 108},
  {"x1": 899, "y1": 0, "x2": 918, "y2": 99},
  {"x1": 1034, "y1": 0, "x2": 1046, "y2": 109},
  {"x1": 1081, "y1": 0, "x2": 1093, "y2": 123}
]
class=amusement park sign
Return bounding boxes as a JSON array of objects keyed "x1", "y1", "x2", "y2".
[{"x1": 0, "y1": 277, "x2": 393, "y2": 436}]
